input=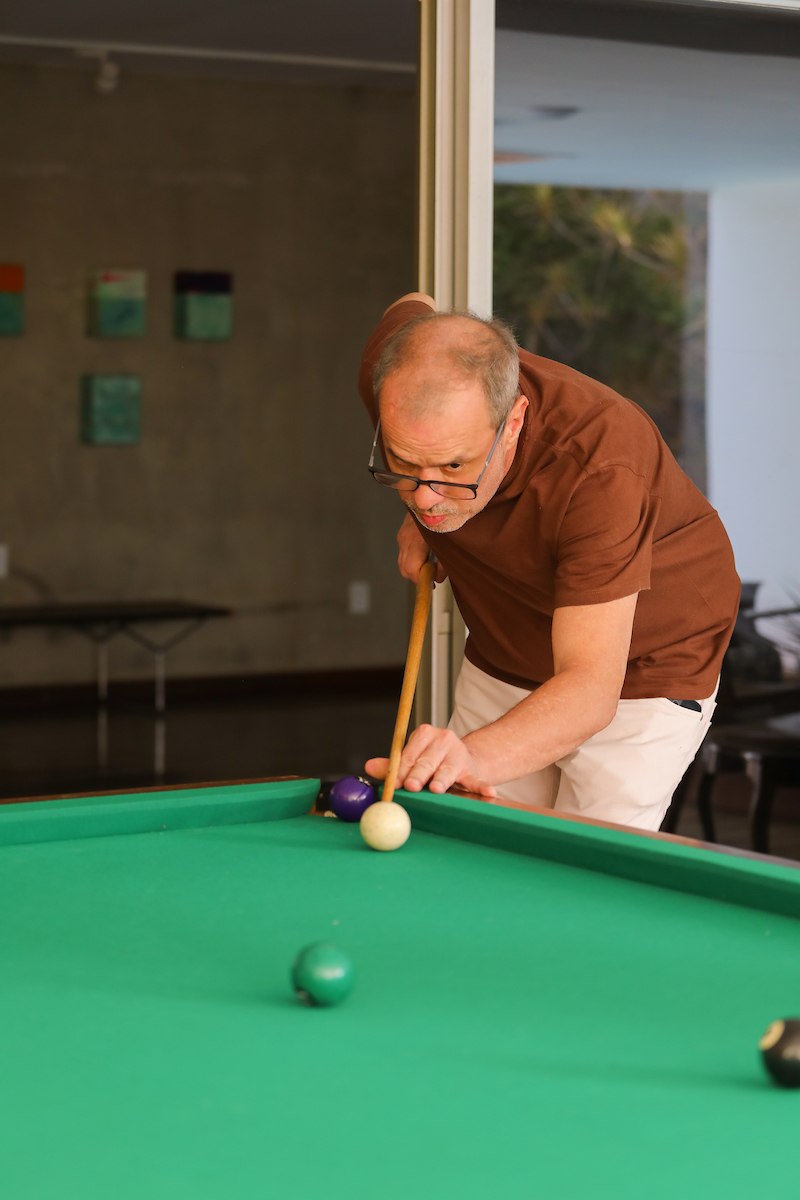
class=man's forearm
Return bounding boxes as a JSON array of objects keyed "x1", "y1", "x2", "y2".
[{"x1": 463, "y1": 667, "x2": 619, "y2": 785}]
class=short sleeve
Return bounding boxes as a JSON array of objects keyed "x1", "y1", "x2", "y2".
[
  {"x1": 357, "y1": 300, "x2": 434, "y2": 427},
  {"x1": 553, "y1": 466, "x2": 660, "y2": 606}
]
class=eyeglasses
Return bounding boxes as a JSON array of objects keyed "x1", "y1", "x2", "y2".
[{"x1": 367, "y1": 416, "x2": 506, "y2": 500}]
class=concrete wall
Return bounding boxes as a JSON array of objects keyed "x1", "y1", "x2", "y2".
[
  {"x1": 0, "y1": 63, "x2": 415, "y2": 685},
  {"x1": 707, "y1": 179, "x2": 800, "y2": 613}
]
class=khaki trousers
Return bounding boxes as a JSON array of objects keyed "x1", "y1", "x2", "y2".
[{"x1": 448, "y1": 658, "x2": 717, "y2": 831}]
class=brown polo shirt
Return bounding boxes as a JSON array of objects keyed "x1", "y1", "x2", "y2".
[{"x1": 359, "y1": 301, "x2": 739, "y2": 700}]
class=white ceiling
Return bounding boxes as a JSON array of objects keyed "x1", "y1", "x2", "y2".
[{"x1": 495, "y1": 28, "x2": 800, "y2": 190}]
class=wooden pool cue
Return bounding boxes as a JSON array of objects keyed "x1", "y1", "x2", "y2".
[{"x1": 381, "y1": 556, "x2": 436, "y2": 804}]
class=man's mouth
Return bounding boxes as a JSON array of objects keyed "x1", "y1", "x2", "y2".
[{"x1": 404, "y1": 498, "x2": 462, "y2": 529}]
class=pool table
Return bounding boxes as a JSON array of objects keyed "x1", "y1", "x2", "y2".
[{"x1": 1, "y1": 776, "x2": 799, "y2": 1200}]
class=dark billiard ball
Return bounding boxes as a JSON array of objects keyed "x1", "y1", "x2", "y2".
[
  {"x1": 316, "y1": 781, "x2": 334, "y2": 812},
  {"x1": 759, "y1": 1018, "x2": 800, "y2": 1087},
  {"x1": 292, "y1": 943, "x2": 354, "y2": 1007},
  {"x1": 328, "y1": 775, "x2": 376, "y2": 823}
]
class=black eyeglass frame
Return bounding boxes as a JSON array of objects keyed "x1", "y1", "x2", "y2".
[{"x1": 367, "y1": 415, "x2": 507, "y2": 500}]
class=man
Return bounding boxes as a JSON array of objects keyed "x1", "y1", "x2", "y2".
[{"x1": 358, "y1": 293, "x2": 739, "y2": 830}]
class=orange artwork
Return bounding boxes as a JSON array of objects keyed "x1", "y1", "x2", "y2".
[{"x1": 0, "y1": 264, "x2": 24, "y2": 293}]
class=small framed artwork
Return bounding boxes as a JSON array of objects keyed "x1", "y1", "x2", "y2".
[
  {"x1": 174, "y1": 271, "x2": 233, "y2": 340},
  {"x1": 81, "y1": 375, "x2": 141, "y2": 445},
  {"x1": 88, "y1": 269, "x2": 147, "y2": 338},
  {"x1": 0, "y1": 264, "x2": 24, "y2": 336}
]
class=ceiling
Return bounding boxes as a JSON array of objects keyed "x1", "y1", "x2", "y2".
[
  {"x1": 0, "y1": 0, "x2": 418, "y2": 61},
  {"x1": 3, "y1": 0, "x2": 800, "y2": 191},
  {"x1": 497, "y1": 0, "x2": 800, "y2": 59},
  {"x1": 3, "y1": 0, "x2": 800, "y2": 67},
  {"x1": 0, "y1": 0, "x2": 419, "y2": 86},
  {"x1": 494, "y1": 27, "x2": 800, "y2": 190}
]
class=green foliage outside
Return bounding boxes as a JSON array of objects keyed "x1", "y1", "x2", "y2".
[{"x1": 493, "y1": 185, "x2": 698, "y2": 456}]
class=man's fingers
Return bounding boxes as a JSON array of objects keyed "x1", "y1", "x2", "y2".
[
  {"x1": 367, "y1": 725, "x2": 439, "y2": 788},
  {"x1": 398, "y1": 555, "x2": 422, "y2": 584},
  {"x1": 395, "y1": 726, "x2": 437, "y2": 781},
  {"x1": 428, "y1": 760, "x2": 495, "y2": 797},
  {"x1": 403, "y1": 754, "x2": 447, "y2": 791},
  {"x1": 400, "y1": 728, "x2": 466, "y2": 792},
  {"x1": 368, "y1": 729, "x2": 496, "y2": 799},
  {"x1": 458, "y1": 773, "x2": 497, "y2": 798},
  {"x1": 400, "y1": 748, "x2": 447, "y2": 792},
  {"x1": 399, "y1": 725, "x2": 453, "y2": 791},
  {"x1": 397, "y1": 513, "x2": 430, "y2": 584},
  {"x1": 428, "y1": 761, "x2": 460, "y2": 794}
]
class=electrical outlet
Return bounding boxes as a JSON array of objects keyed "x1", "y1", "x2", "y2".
[
  {"x1": 0, "y1": 544, "x2": 8, "y2": 579},
  {"x1": 348, "y1": 580, "x2": 371, "y2": 615}
]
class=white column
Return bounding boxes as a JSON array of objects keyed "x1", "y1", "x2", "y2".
[
  {"x1": 707, "y1": 179, "x2": 800, "y2": 614},
  {"x1": 416, "y1": 0, "x2": 496, "y2": 727}
]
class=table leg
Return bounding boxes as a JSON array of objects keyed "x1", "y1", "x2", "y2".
[
  {"x1": 97, "y1": 642, "x2": 109, "y2": 704},
  {"x1": 155, "y1": 652, "x2": 166, "y2": 714},
  {"x1": 95, "y1": 641, "x2": 111, "y2": 771},
  {"x1": 154, "y1": 715, "x2": 166, "y2": 779},
  {"x1": 661, "y1": 757, "x2": 698, "y2": 833},
  {"x1": 746, "y1": 753, "x2": 778, "y2": 855},
  {"x1": 695, "y1": 744, "x2": 719, "y2": 843},
  {"x1": 97, "y1": 705, "x2": 109, "y2": 771}
]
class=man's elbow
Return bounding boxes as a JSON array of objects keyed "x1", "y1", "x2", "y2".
[
  {"x1": 383, "y1": 293, "x2": 436, "y2": 316},
  {"x1": 577, "y1": 683, "x2": 622, "y2": 740},
  {"x1": 592, "y1": 684, "x2": 626, "y2": 736},
  {"x1": 593, "y1": 699, "x2": 619, "y2": 736}
]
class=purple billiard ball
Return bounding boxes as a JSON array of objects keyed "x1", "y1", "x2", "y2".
[{"x1": 328, "y1": 775, "x2": 377, "y2": 823}]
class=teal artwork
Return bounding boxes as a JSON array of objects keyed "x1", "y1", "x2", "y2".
[
  {"x1": 88, "y1": 269, "x2": 147, "y2": 338},
  {"x1": 81, "y1": 375, "x2": 141, "y2": 445},
  {"x1": 0, "y1": 264, "x2": 24, "y2": 336},
  {"x1": 0, "y1": 294, "x2": 23, "y2": 337},
  {"x1": 174, "y1": 271, "x2": 233, "y2": 340}
]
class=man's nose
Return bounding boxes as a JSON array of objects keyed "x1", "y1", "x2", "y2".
[{"x1": 413, "y1": 482, "x2": 440, "y2": 509}]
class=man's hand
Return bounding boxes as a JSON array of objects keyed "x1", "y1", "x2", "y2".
[
  {"x1": 366, "y1": 593, "x2": 639, "y2": 797},
  {"x1": 366, "y1": 725, "x2": 496, "y2": 797},
  {"x1": 398, "y1": 513, "x2": 448, "y2": 584}
]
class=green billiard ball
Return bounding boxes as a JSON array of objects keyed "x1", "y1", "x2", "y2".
[{"x1": 291, "y1": 943, "x2": 354, "y2": 1007}]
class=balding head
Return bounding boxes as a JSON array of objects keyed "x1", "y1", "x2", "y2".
[
  {"x1": 372, "y1": 310, "x2": 528, "y2": 535},
  {"x1": 373, "y1": 310, "x2": 520, "y2": 430}
]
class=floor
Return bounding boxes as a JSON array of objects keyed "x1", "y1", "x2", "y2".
[
  {"x1": 675, "y1": 806, "x2": 800, "y2": 862},
  {"x1": 0, "y1": 692, "x2": 397, "y2": 801},
  {"x1": 1, "y1": 692, "x2": 799, "y2": 862}
]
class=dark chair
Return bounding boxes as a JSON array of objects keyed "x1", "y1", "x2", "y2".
[
  {"x1": 692, "y1": 719, "x2": 800, "y2": 854},
  {"x1": 661, "y1": 581, "x2": 800, "y2": 845},
  {"x1": 662, "y1": 715, "x2": 800, "y2": 851},
  {"x1": 722, "y1": 581, "x2": 783, "y2": 690}
]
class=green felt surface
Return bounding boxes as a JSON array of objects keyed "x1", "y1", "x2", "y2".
[
  {"x1": 0, "y1": 777, "x2": 319, "y2": 846},
  {"x1": 397, "y1": 788, "x2": 800, "y2": 919},
  {"x1": 0, "y1": 789, "x2": 799, "y2": 1199}
]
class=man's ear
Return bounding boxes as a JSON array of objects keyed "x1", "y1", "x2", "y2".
[{"x1": 507, "y1": 394, "x2": 528, "y2": 442}]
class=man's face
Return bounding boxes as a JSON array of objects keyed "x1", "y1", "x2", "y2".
[{"x1": 379, "y1": 371, "x2": 526, "y2": 535}]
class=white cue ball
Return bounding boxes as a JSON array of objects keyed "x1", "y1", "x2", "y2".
[{"x1": 360, "y1": 801, "x2": 411, "y2": 851}]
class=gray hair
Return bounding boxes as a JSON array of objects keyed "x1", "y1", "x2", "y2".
[{"x1": 373, "y1": 309, "x2": 521, "y2": 429}]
